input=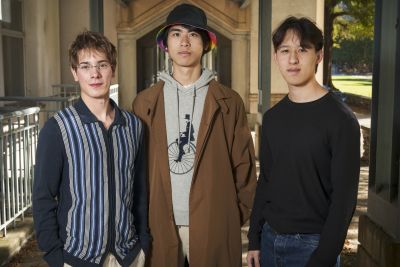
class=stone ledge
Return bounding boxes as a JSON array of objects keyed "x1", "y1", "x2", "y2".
[
  {"x1": 0, "y1": 216, "x2": 34, "y2": 266},
  {"x1": 357, "y1": 246, "x2": 380, "y2": 267},
  {"x1": 357, "y1": 214, "x2": 400, "y2": 267},
  {"x1": 344, "y1": 93, "x2": 371, "y2": 114}
]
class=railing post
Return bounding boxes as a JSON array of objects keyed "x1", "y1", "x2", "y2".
[
  {"x1": 10, "y1": 118, "x2": 17, "y2": 228},
  {"x1": 0, "y1": 119, "x2": 6, "y2": 237}
]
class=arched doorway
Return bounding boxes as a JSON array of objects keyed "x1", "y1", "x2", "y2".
[
  {"x1": 209, "y1": 28, "x2": 232, "y2": 88},
  {"x1": 136, "y1": 26, "x2": 164, "y2": 92}
]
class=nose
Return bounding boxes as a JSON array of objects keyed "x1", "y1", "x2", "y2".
[
  {"x1": 89, "y1": 66, "x2": 101, "y2": 77},
  {"x1": 289, "y1": 51, "x2": 299, "y2": 64},
  {"x1": 180, "y1": 34, "x2": 190, "y2": 47}
]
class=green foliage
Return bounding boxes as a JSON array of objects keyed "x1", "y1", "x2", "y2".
[
  {"x1": 332, "y1": 0, "x2": 374, "y2": 43},
  {"x1": 328, "y1": 0, "x2": 374, "y2": 75},
  {"x1": 333, "y1": 38, "x2": 373, "y2": 74}
]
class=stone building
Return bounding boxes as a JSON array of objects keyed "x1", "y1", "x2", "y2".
[{"x1": 0, "y1": 1, "x2": 398, "y2": 266}]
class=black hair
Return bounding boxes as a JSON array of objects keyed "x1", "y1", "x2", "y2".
[
  {"x1": 272, "y1": 16, "x2": 323, "y2": 52},
  {"x1": 162, "y1": 24, "x2": 211, "y2": 54}
]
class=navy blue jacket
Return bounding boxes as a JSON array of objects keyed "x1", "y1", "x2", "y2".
[{"x1": 33, "y1": 99, "x2": 149, "y2": 267}]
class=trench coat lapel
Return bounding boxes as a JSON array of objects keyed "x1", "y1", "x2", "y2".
[{"x1": 193, "y1": 80, "x2": 229, "y2": 179}]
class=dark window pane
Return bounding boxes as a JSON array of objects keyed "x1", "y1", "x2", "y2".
[
  {"x1": 1, "y1": 0, "x2": 23, "y2": 31},
  {"x1": 3, "y1": 35, "x2": 24, "y2": 96}
]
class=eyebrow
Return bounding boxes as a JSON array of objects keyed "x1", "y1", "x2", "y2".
[
  {"x1": 169, "y1": 27, "x2": 197, "y2": 33},
  {"x1": 277, "y1": 45, "x2": 292, "y2": 50},
  {"x1": 277, "y1": 45, "x2": 307, "y2": 49},
  {"x1": 79, "y1": 59, "x2": 109, "y2": 64},
  {"x1": 169, "y1": 27, "x2": 184, "y2": 32}
]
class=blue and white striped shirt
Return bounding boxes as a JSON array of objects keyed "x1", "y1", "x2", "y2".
[{"x1": 33, "y1": 99, "x2": 149, "y2": 267}]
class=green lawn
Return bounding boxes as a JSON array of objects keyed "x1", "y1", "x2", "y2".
[{"x1": 332, "y1": 75, "x2": 372, "y2": 98}]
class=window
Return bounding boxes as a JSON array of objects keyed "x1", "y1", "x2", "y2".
[{"x1": 1, "y1": 0, "x2": 24, "y2": 96}]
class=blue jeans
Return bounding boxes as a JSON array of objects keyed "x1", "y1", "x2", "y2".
[{"x1": 260, "y1": 223, "x2": 340, "y2": 267}]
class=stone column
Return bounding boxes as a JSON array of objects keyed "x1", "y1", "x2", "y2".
[
  {"x1": 231, "y1": 33, "x2": 249, "y2": 110},
  {"x1": 0, "y1": 24, "x2": 4, "y2": 97},
  {"x1": 249, "y1": 0, "x2": 259, "y2": 115},
  {"x1": 357, "y1": 0, "x2": 400, "y2": 266},
  {"x1": 118, "y1": 33, "x2": 137, "y2": 110}
]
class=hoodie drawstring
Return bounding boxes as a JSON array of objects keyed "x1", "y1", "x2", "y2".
[
  {"x1": 187, "y1": 87, "x2": 196, "y2": 152},
  {"x1": 176, "y1": 86, "x2": 196, "y2": 154}
]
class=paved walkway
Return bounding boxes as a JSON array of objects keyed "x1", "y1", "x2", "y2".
[
  {"x1": 4, "y1": 109, "x2": 371, "y2": 267},
  {"x1": 3, "y1": 166, "x2": 368, "y2": 267}
]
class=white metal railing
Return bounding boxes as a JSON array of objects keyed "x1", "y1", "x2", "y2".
[
  {"x1": 51, "y1": 83, "x2": 119, "y2": 106},
  {"x1": 0, "y1": 84, "x2": 119, "y2": 237},
  {"x1": 0, "y1": 95, "x2": 80, "y2": 122},
  {"x1": 110, "y1": 84, "x2": 119, "y2": 105},
  {"x1": 0, "y1": 107, "x2": 39, "y2": 237}
]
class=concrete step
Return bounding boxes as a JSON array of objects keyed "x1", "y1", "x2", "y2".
[{"x1": 0, "y1": 216, "x2": 35, "y2": 266}]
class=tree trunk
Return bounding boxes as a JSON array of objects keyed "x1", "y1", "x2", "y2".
[{"x1": 323, "y1": 1, "x2": 336, "y2": 90}]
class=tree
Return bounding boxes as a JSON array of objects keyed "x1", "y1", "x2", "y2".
[{"x1": 323, "y1": 0, "x2": 375, "y2": 89}]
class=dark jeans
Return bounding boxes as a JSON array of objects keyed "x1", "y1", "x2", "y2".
[{"x1": 260, "y1": 223, "x2": 340, "y2": 267}]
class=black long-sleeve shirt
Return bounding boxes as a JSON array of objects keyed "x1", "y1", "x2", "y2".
[{"x1": 248, "y1": 92, "x2": 360, "y2": 267}]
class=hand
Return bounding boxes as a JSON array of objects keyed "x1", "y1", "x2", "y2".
[{"x1": 247, "y1": 250, "x2": 261, "y2": 267}]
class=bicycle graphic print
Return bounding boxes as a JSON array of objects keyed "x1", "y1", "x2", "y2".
[{"x1": 168, "y1": 114, "x2": 196, "y2": 174}]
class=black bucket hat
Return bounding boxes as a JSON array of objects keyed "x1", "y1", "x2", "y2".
[{"x1": 156, "y1": 3, "x2": 217, "y2": 53}]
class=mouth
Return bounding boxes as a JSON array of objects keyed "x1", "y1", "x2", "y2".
[
  {"x1": 89, "y1": 83, "x2": 103, "y2": 88},
  {"x1": 178, "y1": 51, "x2": 191, "y2": 56},
  {"x1": 287, "y1": 68, "x2": 300, "y2": 74}
]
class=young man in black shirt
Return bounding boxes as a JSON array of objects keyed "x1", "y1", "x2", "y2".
[{"x1": 247, "y1": 17, "x2": 360, "y2": 267}]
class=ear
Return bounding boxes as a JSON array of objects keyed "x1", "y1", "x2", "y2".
[
  {"x1": 273, "y1": 52, "x2": 278, "y2": 64},
  {"x1": 204, "y1": 42, "x2": 209, "y2": 52},
  {"x1": 316, "y1": 50, "x2": 324, "y2": 64},
  {"x1": 71, "y1": 67, "x2": 79, "y2": 82}
]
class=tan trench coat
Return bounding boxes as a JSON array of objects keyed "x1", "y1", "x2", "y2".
[{"x1": 132, "y1": 80, "x2": 257, "y2": 267}]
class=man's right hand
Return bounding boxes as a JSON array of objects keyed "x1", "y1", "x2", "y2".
[{"x1": 247, "y1": 250, "x2": 261, "y2": 267}]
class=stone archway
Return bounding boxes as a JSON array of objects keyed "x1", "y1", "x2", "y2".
[{"x1": 116, "y1": 0, "x2": 250, "y2": 110}]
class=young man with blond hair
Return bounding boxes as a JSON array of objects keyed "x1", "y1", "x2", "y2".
[{"x1": 33, "y1": 31, "x2": 149, "y2": 267}]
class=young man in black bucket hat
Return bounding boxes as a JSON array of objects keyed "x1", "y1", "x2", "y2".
[{"x1": 132, "y1": 3, "x2": 257, "y2": 267}]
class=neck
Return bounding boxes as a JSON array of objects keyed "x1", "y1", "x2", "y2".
[
  {"x1": 172, "y1": 64, "x2": 202, "y2": 86},
  {"x1": 287, "y1": 79, "x2": 327, "y2": 103},
  {"x1": 81, "y1": 95, "x2": 115, "y2": 129}
]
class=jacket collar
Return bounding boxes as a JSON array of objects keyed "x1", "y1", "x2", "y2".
[
  {"x1": 207, "y1": 80, "x2": 230, "y2": 114},
  {"x1": 73, "y1": 97, "x2": 126, "y2": 126},
  {"x1": 142, "y1": 79, "x2": 231, "y2": 125}
]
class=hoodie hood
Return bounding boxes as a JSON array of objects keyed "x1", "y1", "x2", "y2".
[{"x1": 159, "y1": 68, "x2": 214, "y2": 94}]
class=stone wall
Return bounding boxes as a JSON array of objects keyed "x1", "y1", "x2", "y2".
[
  {"x1": 344, "y1": 93, "x2": 371, "y2": 113},
  {"x1": 357, "y1": 215, "x2": 400, "y2": 267},
  {"x1": 361, "y1": 125, "x2": 370, "y2": 165}
]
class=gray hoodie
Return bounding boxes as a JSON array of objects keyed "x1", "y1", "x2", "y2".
[{"x1": 160, "y1": 68, "x2": 214, "y2": 226}]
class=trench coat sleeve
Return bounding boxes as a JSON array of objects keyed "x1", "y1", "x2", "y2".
[{"x1": 230, "y1": 99, "x2": 257, "y2": 226}]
